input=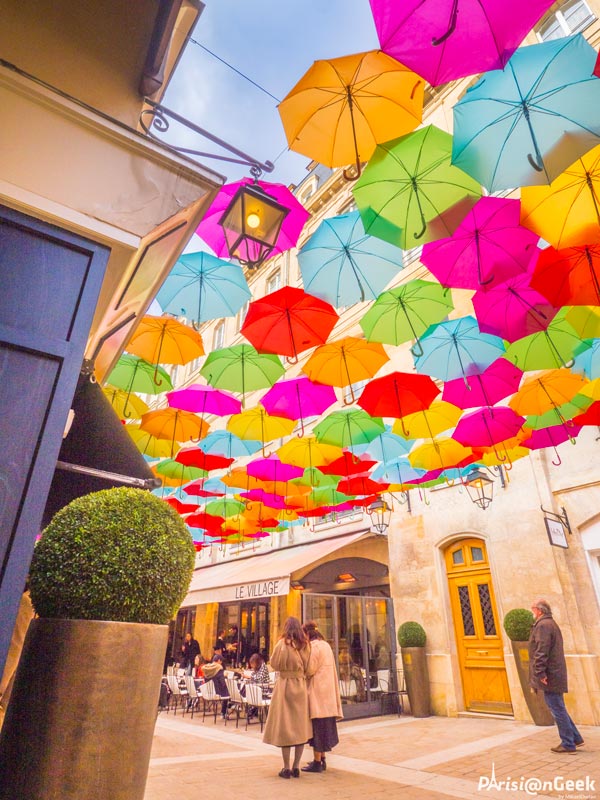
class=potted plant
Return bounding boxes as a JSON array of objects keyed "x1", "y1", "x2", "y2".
[
  {"x1": 0, "y1": 487, "x2": 196, "y2": 800},
  {"x1": 398, "y1": 621, "x2": 431, "y2": 717},
  {"x1": 503, "y1": 608, "x2": 554, "y2": 726}
]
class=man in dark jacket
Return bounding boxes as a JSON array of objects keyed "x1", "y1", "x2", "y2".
[
  {"x1": 180, "y1": 632, "x2": 201, "y2": 676},
  {"x1": 529, "y1": 599, "x2": 584, "y2": 753}
]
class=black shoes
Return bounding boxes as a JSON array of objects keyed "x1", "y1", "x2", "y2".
[
  {"x1": 301, "y1": 760, "x2": 324, "y2": 773},
  {"x1": 321, "y1": 757, "x2": 327, "y2": 771},
  {"x1": 575, "y1": 740, "x2": 585, "y2": 748},
  {"x1": 292, "y1": 768, "x2": 300, "y2": 778},
  {"x1": 279, "y1": 769, "x2": 292, "y2": 779}
]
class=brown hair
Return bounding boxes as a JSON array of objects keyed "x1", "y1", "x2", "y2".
[
  {"x1": 281, "y1": 616, "x2": 308, "y2": 649},
  {"x1": 249, "y1": 652, "x2": 265, "y2": 669},
  {"x1": 303, "y1": 620, "x2": 323, "y2": 641}
]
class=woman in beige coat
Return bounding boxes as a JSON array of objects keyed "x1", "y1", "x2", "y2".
[
  {"x1": 302, "y1": 621, "x2": 343, "y2": 773},
  {"x1": 263, "y1": 616, "x2": 312, "y2": 778}
]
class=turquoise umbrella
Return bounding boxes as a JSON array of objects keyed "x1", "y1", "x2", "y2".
[{"x1": 452, "y1": 34, "x2": 600, "y2": 192}]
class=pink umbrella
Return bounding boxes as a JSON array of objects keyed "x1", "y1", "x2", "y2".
[
  {"x1": 167, "y1": 384, "x2": 241, "y2": 416},
  {"x1": 442, "y1": 358, "x2": 523, "y2": 410},
  {"x1": 246, "y1": 454, "x2": 304, "y2": 484},
  {"x1": 453, "y1": 407, "x2": 525, "y2": 458},
  {"x1": 520, "y1": 423, "x2": 581, "y2": 466},
  {"x1": 472, "y1": 274, "x2": 559, "y2": 343},
  {"x1": 196, "y1": 178, "x2": 310, "y2": 262},
  {"x1": 421, "y1": 197, "x2": 538, "y2": 289},
  {"x1": 260, "y1": 376, "x2": 337, "y2": 437},
  {"x1": 370, "y1": 0, "x2": 555, "y2": 86},
  {"x1": 239, "y1": 489, "x2": 293, "y2": 510}
]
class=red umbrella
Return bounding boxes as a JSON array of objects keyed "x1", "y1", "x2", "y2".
[
  {"x1": 241, "y1": 286, "x2": 338, "y2": 361},
  {"x1": 175, "y1": 449, "x2": 234, "y2": 471},
  {"x1": 185, "y1": 511, "x2": 225, "y2": 534},
  {"x1": 319, "y1": 452, "x2": 377, "y2": 477},
  {"x1": 358, "y1": 371, "x2": 440, "y2": 435},
  {"x1": 529, "y1": 244, "x2": 600, "y2": 307},
  {"x1": 573, "y1": 400, "x2": 600, "y2": 426},
  {"x1": 164, "y1": 497, "x2": 199, "y2": 515},
  {"x1": 442, "y1": 358, "x2": 523, "y2": 410},
  {"x1": 472, "y1": 273, "x2": 559, "y2": 342},
  {"x1": 183, "y1": 482, "x2": 224, "y2": 498},
  {"x1": 337, "y1": 476, "x2": 389, "y2": 496}
]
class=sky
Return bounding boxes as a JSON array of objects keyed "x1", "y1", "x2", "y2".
[{"x1": 164, "y1": 0, "x2": 379, "y2": 189}]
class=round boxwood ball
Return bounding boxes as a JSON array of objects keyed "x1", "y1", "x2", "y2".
[
  {"x1": 503, "y1": 608, "x2": 534, "y2": 642},
  {"x1": 398, "y1": 621, "x2": 426, "y2": 648},
  {"x1": 29, "y1": 487, "x2": 196, "y2": 624}
]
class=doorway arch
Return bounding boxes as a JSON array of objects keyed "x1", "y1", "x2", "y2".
[{"x1": 444, "y1": 538, "x2": 512, "y2": 715}]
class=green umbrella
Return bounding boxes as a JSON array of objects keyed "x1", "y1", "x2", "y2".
[
  {"x1": 306, "y1": 486, "x2": 354, "y2": 508},
  {"x1": 154, "y1": 459, "x2": 207, "y2": 484},
  {"x1": 360, "y1": 279, "x2": 454, "y2": 356},
  {"x1": 204, "y1": 498, "x2": 246, "y2": 518},
  {"x1": 314, "y1": 409, "x2": 385, "y2": 448},
  {"x1": 290, "y1": 468, "x2": 339, "y2": 489},
  {"x1": 352, "y1": 125, "x2": 481, "y2": 250},
  {"x1": 505, "y1": 311, "x2": 587, "y2": 371},
  {"x1": 107, "y1": 354, "x2": 173, "y2": 394},
  {"x1": 200, "y1": 344, "x2": 284, "y2": 405}
]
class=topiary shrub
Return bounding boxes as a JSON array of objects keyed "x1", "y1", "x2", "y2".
[
  {"x1": 503, "y1": 608, "x2": 534, "y2": 642},
  {"x1": 398, "y1": 621, "x2": 426, "y2": 648},
  {"x1": 29, "y1": 487, "x2": 195, "y2": 624}
]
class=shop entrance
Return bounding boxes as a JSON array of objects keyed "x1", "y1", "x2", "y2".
[
  {"x1": 217, "y1": 600, "x2": 270, "y2": 666},
  {"x1": 445, "y1": 538, "x2": 512, "y2": 715}
]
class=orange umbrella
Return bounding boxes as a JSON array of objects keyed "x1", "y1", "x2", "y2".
[
  {"x1": 127, "y1": 315, "x2": 204, "y2": 364},
  {"x1": 140, "y1": 408, "x2": 209, "y2": 456},
  {"x1": 409, "y1": 437, "x2": 472, "y2": 471},
  {"x1": 509, "y1": 369, "x2": 588, "y2": 416},
  {"x1": 302, "y1": 336, "x2": 389, "y2": 404}
]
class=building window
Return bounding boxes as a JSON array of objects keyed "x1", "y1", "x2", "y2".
[
  {"x1": 266, "y1": 270, "x2": 281, "y2": 295},
  {"x1": 213, "y1": 321, "x2": 225, "y2": 350},
  {"x1": 236, "y1": 300, "x2": 250, "y2": 332},
  {"x1": 343, "y1": 379, "x2": 368, "y2": 404},
  {"x1": 340, "y1": 199, "x2": 358, "y2": 215},
  {"x1": 537, "y1": 0, "x2": 595, "y2": 40}
]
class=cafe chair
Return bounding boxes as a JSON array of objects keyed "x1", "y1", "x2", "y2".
[{"x1": 244, "y1": 683, "x2": 270, "y2": 732}]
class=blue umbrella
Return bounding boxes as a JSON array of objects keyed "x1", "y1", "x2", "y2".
[
  {"x1": 197, "y1": 430, "x2": 262, "y2": 459},
  {"x1": 452, "y1": 34, "x2": 600, "y2": 192},
  {"x1": 297, "y1": 210, "x2": 404, "y2": 307},
  {"x1": 572, "y1": 338, "x2": 600, "y2": 380},
  {"x1": 414, "y1": 316, "x2": 506, "y2": 383},
  {"x1": 371, "y1": 457, "x2": 424, "y2": 485},
  {"x1": 156, "y1": 250, "x2": 251, "y2": 325},
  {"x1": 352, "y1": 425, "x2": 414, "y2": 462}
]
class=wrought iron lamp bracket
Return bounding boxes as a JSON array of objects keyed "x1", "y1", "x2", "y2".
[{"x1": 540, "y1": 505, "x2": 572, "y2": 535}]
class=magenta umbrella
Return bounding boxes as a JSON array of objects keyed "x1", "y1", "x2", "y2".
[
  {"x1": 453, "y1": 406, "x2": 525, "y2": 458},
  {"x1": 246, "y1": 454, "x2": 304, "y2": 484},
  {"x1": 421, "y1": 197, "x2": 538, "y2": 289},
  {"x1": 520, "y1": 423, "x2": 581, "y2": 466},
  {"x1": 442, "y1": 358, "x2": 523, "y2": 410},
  {"x1": 167, "y1": 384, "x2": 242, "y2": 416},
  {"x1": 195, "y1": 178, "x2": 310, "y2": 262},
  {"x1": 239, "y1": 489, "x2": 293, "y2": 510},
  {"x1": 260, "y1": 376, "x2": 337, "y2": 437},
  {"x1": 472, "y1": 273, "x2": 559, "y2": 343},
  {"x1": 370, "y1": 0, "x2": 554, "y2": 86}
]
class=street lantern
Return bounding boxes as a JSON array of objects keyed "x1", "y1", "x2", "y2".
[
  {"x1": 367, "y1": 497, "x2": 391, "y2": 535},
  {"x1": 464, "y1": 468, "x2": 494, "y2": 510},
  {"x1": 218, "y1": 182, "x2": 289, "y2": 270}
]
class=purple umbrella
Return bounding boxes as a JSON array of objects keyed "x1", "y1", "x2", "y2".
[
  {"x1": 196, "y1": 178, "x2": 309, "y2": 263},
  {"x1": 369, "y1": 0, "x2": 555, "y2": 86},
  {"x1": 454, "y1": 406, "x2": 525, "y2": 459},
  {"x1": 442, "y1": 358, "x2": 523, "y2": 410},
  {"x1": 520, "y1": 423, "x2": 581, "y2": 466},
  {"x1": 167, "y1": 384, "x2": 242, "y2": 416},
  {"x1": 260, "y1": 376, "x2": 337, "y2": 437},
  {"x1": 472, "y1": 274, "x2": 559, "y2": 343},
  {"x1": 421, "y1": 197, "x2": 538, "y2": 289}
]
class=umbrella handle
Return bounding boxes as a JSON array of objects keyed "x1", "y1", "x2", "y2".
[
  {"x1": 527, "y1": 153, "x2": 544, "y2": 173},
  {"x1": 432, "y1": 0, "x2": 458, "y2": 45},
  {"x1": 153, "y1": 363, "x2": 163, "y2": 387},
  {"x1": 297, "y1": 417, "x2": 306, "y2": 438},
  {"x1": 343, "y1": 385, "x2": 356, "y2": 406},
  {"x1": 410, "y1": 340, "x2": 424, "y2": 358},
  {"x1": 261, "y1": 443, "x2": 272, "y2": 458},
  {"x1": 343, "y1": 162, "x2": 362, "y2": 182},
  {"x1": 286, "y1": 354, "x2": 299, "y2": 366},
  {"x1": 551, "y1": 447, "x2": 562, "y2": 467}
]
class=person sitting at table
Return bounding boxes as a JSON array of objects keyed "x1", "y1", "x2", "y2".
[
  {"x1": 194, "y1": 655, "x2": 207, "y2": 681},
  {"x1": 202, "y1": 655, "x2": 230, "y2": 719},
  {"x1": 244, "y1": 652, "x2": 270, "y2": 686}
]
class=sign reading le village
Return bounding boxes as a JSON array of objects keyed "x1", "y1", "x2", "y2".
[{"x1": 235, "y1": 579, "x2": 283, "y2": 600}]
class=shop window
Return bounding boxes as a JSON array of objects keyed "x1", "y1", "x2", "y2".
[{"x1": 537, "y1": 0, "x2": 595, "y2": 40}]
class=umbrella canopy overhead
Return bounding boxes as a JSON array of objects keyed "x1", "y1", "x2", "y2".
[
  {"x1": 106, "y1": 354, "x2": 173, "y2": 396},
  {"x1": 358, "y1": 371, "x2": 440, "y2": 420},
  {"x1": 302, "y1": 336, "x2": 389, "y2": 403},
  {"x1": 529, "y1": 244, "x2": 600, "y2": 307},
  {"x1": 369, "y1": 0, "x2": 555, "y2": 86},
  {"x1": 278, "y1": 49, "x2": 424, "y2": 174},
  {"x1": 197, "y1": 430, "x2": 262, "y2": 459},
  {"x1": 227, "y1": 406, "x2": 296, "y2": 444},
  {"x1": 103, "y1": 387, "x2": 149, "y2": 421},
  {"x1": 277, "y1": 436, "x2": 343, "y2": 469},
  {"x1": 442, "y1": 358, "x2": 523, "y2": 410},
  {"x1": 126, "y1": 315, "x2": 204, "y2": 373},
  {"x1": 314, "y1": 409, "x2": 385, "y2": 448},
  {"x1": 156, "y1": 250, "x2": 251, "y2": 325},
  {"x1": 298, "y1": 210, "x2": 405, "y2": 307},
  {"x1": 260, "y1": 376, "x2": 337, "y2": 437},
  {"x1": 452, "y1": 35, "x2": 600, "y2": 192},
  {"x1": 453, "y1": 406, "x2": 525, "y2": 448},
  {"x1": 509, "y1": 369, "x2": 588, "y2": 416},
  {"x1": 504, "y1": 311, "x2": 587, "y2": 371},
  {"x1": 395, "y1": 400, "x2": 462, "y2": 440},
  {"x1": 140, "y1": 408, "x2": 209, "y2": 449},
  {"x1": 200, "y1": 344, "x2": 285, "y2": 402},
  {"x1": 353, "y1": 125, "x2": 482, "y2": 250},
  {"x1": 167, "y1": 384, "x2": 242, "y2": 417}
]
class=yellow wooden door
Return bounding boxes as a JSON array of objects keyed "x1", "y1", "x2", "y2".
[{"x1": 445, "y1": 539, "x2": 512, "y2": 715}]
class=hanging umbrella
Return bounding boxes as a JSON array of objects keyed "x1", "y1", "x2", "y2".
[
  {"x1": 204, "y1": 498, "x2": 247, "y2": 518},
  {"x1": 357, "y1": 371, "x2": 440, "y2": 425},
  {"x1": 240, "y1": 286, "x2": 338, "y2": 361},
  {"x1": 314, "y1": 409, "x2": 385, "y2": 448},
  {"x1": 174, "y1": 448, "x2": 234, "y2": 471},
  {"x1": 504, "y1": 311, "x2": 587, "y2": 371},
  {"x1": 153, "y1": 459, "x2": 207, "y2": 487},
  {"x1": 565, "y1": 306, "x2": 600, "y2": 341},
  {"x1": 529, "y1": 244, "x2": 600, "y2": 307},
  {"x1": 572, "y1": 338, "x2": 600, "y2": 380},
  {"x1": 277, "y1": 436, "x2": 343, "y2": 469},
  {"x1": 164, "y1": 496, "x2": 200, "y2": 516},
  {"x1": 371, "y1": 457, "x2": 425, "y2": 486},
  {"x1": 454, "y1": 407, "x2": 525, "y2": 451},
  {"x1": 472, "y1": 274, "x2": 558, "y2": 343},
  {"x1": 184, "y1": 510, "x2": 225, "y2": 535},
  {"x1": 278, "y1": 49, "x2": 423, "y2": 177},
  {"x1": 198, "y1": 430, "x2": 262, "y2": 459},
  {"x1": 520, "y1": 144, "x2": 600, "y2": 250},
  {"x1": 442, "y1": 358, "x2": 523, "y2": 410},
  {"x1": 297, "y1": 211, "x2": 404, "y2": 306},
  {"x1": 394, "y1": 400, "x2": 462, "y2": 440},
  {"x1": 509, "y1": 370, "x2": 589, "y2": 417},
  {"x1": 319, "y1": 452, "x2": 377, "y2": 478},
  {"x1": 452, "y1": 35, "x2": 600, "y2": 192},
  {"x1": 220, "y1": 468, "x2": 267, "y2": 493},
  {"x1": 156, "y1": 250, "x2": 251, "y2": 325},
  {"x1": 359, "y1": 279, "x2": 453, "y2": 353},
  {"x1": 409, "y1": 437, "x2": 472, "y2": 471},
  {"x1": 246, "y1": 455, "x2": 304, "y2": 484},
  {"x1": 520, "y1": 423, "x2": 581, "y2": 466},
  {"x1": 421, "y1": 197, "x2": 539, "y2": 289},
  {"x1": 125, "y1": 424, "x2": 176, "y2": 459},
  {"x1": 200, "y1": 344, "x2": 285, "y2": 404},
  {"x1": 195, "y1": 178, "x2": 310, "y2": 264},
  {"x1": 302, "y1": 336, "x2": 389, "y2": 404},
  {"x1": 353, "y1": 426, "x2": 414, "y2": 463},
  {"x1": 106, "y1": 355, "x2": 173, "y2": 417},
  {"x1": 337, "y1": 475, "x2": 388, "y2": 497},
  {"x1": 103, "y1": 387, "x2": 149, "y2": 421},
  {"x1": 140, "y1": 408, "x2": 209, "y2": 456},
  {"x1": 573, "y1": 400, "x2": 600, "y2": 426},
  {"x1": 353, "y1": 125, "x2": 482, "y2": 249},
  {"x1": 227, "y1": 407, "x2": 295, "y2": 455},
  {"x1": 260, "y1": 377, "x2": 337, "y2": 437},
  {"x1": 414, "y1": 316, "x2": 505, "y2": 383},
  {"x1": 125, "y1": 316, "x2": 204, "y2": 383},
  {"x1": 522, "y1": 395, "x2": 592, "y2": 431},
  {"x1": 290, "y1": 467, "x2": 340, "y2": 489},
  {"x1": 370, "y1": 0, "x2": 555, "y2": 86},
  {"x1": 167, "y1": 384, "x2": 241, "y2": 417}
]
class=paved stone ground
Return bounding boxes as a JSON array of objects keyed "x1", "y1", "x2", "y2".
[{"x1": 145, "y1": 709, "x2": 599, "y2": 800}]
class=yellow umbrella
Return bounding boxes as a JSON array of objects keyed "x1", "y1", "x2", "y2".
[
  {"x1": 103, "y1": 387, "x2": 149, "y2": 420},
  {"x1": 477, "y1": 446, "x2": 530, "y2": 468},
  {"x1": 565, "y1": 306, "x2": 600, "y2": 340},
  {"x1": 509, "y1": 369, "x2": 588, "y2": 416},
  {"x1": 227, "y1": 406, "x2": 296, "y2": 450},
  {"x1": 520, "y1": 144, "x2": 600, "y2": 249},
  {"x1": 409, "y1": 437, "x2": 472, "y2": 471},
  {"x1": 278, "y1": 50, "x2": 423, "y2": 177},
  {"x1": 579, "y1": 377, "x2": 600, "y2": 401},
  {"x1": 127, "y1": 315, "x2": 204, "y2": 371},
  {"x1": 140, "y1": 408, "x2": 209, "y2": 456},
  {"x1": 125, "y1": 424, "x2": 177, "y2": 459},
  {"x1": 277, "y1": 436, "x2": 343, "y2": 469},
  {"x1": 393, "y1": 400, "x2": 462, "y2": 439}
]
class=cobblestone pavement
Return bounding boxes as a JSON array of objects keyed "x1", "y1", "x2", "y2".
[{"x1": 145, "y1": 710, "x2": 599, "y2": 800}]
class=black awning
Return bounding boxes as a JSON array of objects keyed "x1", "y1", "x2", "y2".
[{"x1": 41, "y1": 372, "x2": 158, "y2": 527}]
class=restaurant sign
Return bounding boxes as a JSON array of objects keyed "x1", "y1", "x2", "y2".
[{"x1": 208, "y1": 576, "x2": 291, "y2": 604}]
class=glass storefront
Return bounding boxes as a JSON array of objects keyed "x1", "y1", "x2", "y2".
[{"x1": 217, "y1": 599, "x2": 270, "y2": 667}]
